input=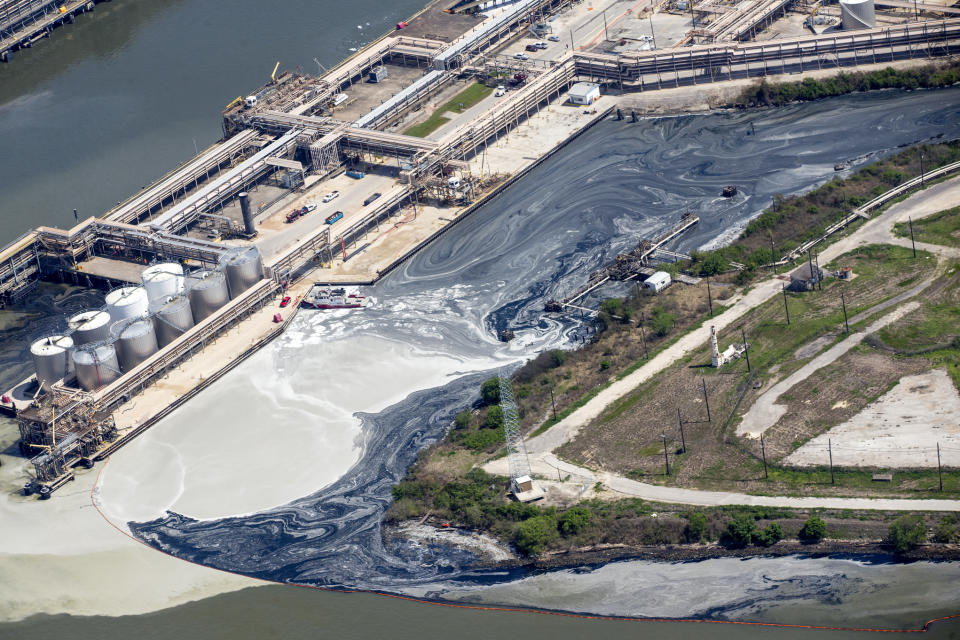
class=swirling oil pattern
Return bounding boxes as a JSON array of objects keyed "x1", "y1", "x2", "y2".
[{"x1": 122, "y1": 88, "x2": 958, "y2": 602}]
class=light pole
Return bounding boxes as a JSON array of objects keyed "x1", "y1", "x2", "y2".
[
  {"x1": 649, "y1": 14, "x2": 657, "y2": 49},
  {"x1": 661, "y1": 433, "x2": 670, "y2": 475},
  {"x1": 920, "y1": 152, "x2": 925, "y2": 186}
]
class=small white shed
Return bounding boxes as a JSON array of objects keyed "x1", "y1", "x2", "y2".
[
  {"x1": 644, "y1": 271, "x2": 672, "y2": 293},
  {"x1": 568, "y1": 82, "x2": 600, "y2": 105}
]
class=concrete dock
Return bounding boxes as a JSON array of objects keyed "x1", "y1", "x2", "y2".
[{"x1": 3, "y1": 0, "x2": 959, "y2": 496}]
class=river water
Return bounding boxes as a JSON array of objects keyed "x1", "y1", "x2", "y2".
[{"x1": 1, "y1": 0, "x2": 960, "y2": 636}]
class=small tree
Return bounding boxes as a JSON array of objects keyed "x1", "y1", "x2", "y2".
[
  {"x1": 685, "y1": 512, "x2": 708, "y2": 543},
  {"x1": 724, "y1": 514, "x2": 757, "y2": 547},
  {"x1": 558, "y1": 507, "x2": 592, "y2": 536},
  {"x1": 550, "y1": 350, "x2": 567, "y2": 367},
  {"x1": 454, "y1": 410, "x2": 471, "y2": 429},
  {"x1": 933, "y1": 516, "x2": 958, "y2": 543},
  {"x1": 480, "y1": 377, "x2": 501, "y2": 404},
  {"x1": 799, "y1": 516, "x2": 827, "y2": 543},
  {"x1": 482, "y1": 405, "x2": 504, "y2": 429},
  {"x1": 889, "y1": 515, "x2": 927, "y2": 554},
  {"x1": 650, "y1": 307, "x2": 676, "y2": 337},
  {"x1": 514, "y1": 515, "x2": 559, "y2": 556},
  {"x1": 756, "y1": 522, "x2": 784, "y2": 547}
]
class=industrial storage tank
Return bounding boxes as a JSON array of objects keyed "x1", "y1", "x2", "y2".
[
  {"x1": 111, "y1": 316, "x2": 159, "y2": 372},
  {"x1": 840, "y1": 0, "x2": 875, "y2": 29},
  {"x1": 67, "y1": 309, "x2": 113, "y2": 345},
  {"x1": 142, "y1": 263, "x2": 185, "y2": 303},
  {"x1": 152, "y1": 295, "x2": 195, "y2": 347},
  {"x1": 221, "y1": 247, "x2": 263, "y2": 298},
  {"x1": 30, "y1": 335, "x2": 74, "y2": 389},
  {"x1": 186, "y1": 270, "x2": 230, "y2": 322},
  {"x1": 72, "y1": 343, "x2": 120, "y2": 391},
  {"x1": 105, "y1": 286, "x2": 150, "y2": 322}
]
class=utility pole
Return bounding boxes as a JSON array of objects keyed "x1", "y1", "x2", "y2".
[
  {"x1": 639, "y1": 313, "x2": 648, "y2": 358},
  {"x1": 770, "y1": 238, "x2": 777, "y2": 273},
  {"x1": 550, "y1": 388, "x2": 557, "y2": 421},
  {"x1": 760, "y1": 433, "x2": 769, "y2": 479},
  {"x1": 73, "y1": 208, "x2": 78, "y2": 223},
  {"x1": 701, "y1": 378, "x2": 711, "y2": 422},
  {"x1": 828, "y1": 439, "x2": 835, "y2": 484},
  {"x1": 661, "y1": 433, "x2": 670, "y2": 475},
  {"x1": 938, "y1": 442, "x2": 943, "y2": 491},
  {"x1": 569, "y1": 28, "x2": 575, "y2": 51},
  {"x1": 649, "y1": 13, "x2": 657, "y2": 48},
  {"x1": 706, "y1": 277, "x2": 713, "y2": 316},
  {"x1": 782, "y1": 284, "x2": 790, "y2": 325},
  {"x1": 602, "y1": 8, "x2": 609, "y2": 41},
  {"x1": 807, "y1": 250, "x2": 815, "y2": 290},
  {"x1": 920, "y1": 152, "x2": 925, "y2": 186},
  {"x1": 677, "y1": 407, "x2": 686, "y2": 453},
  {"x1": 815, "y1": 253, "x2": 822, "y2": 291},
  {"x1": 841, "y1": 291, "x2": 849, "y2": 333},
  {"x1": 741, "y1": 327, "x2": 751, "y2": 372},
  {"x1": 909, "y1": 216, "x2": 917, "y2": 258}
]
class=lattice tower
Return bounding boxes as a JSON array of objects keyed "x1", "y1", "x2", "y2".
[{"x1": 498, "y1": 374, "x2": 532, "y2": 481}]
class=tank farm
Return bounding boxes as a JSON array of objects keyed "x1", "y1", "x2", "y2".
[{"x1": 2, "y1": 0, "x2": 959, "y2": 498}]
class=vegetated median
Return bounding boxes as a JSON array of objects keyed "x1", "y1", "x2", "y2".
[
  {"x1": 733, "y1": 59, "x2": 960, "y2": 108},
  {"x1": 404, "y1": 82, "x2": 493, "y2": 138},
  {"x1": 386, "y1": 139, "x2": 960, "y2": 562}
]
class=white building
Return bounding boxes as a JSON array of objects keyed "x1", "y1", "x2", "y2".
[
  {"x1": 644, "y1": 271, "x2": 671, "y2": 293},
  {"x1": 568, "y1": 82, "x2": 600, "y2": 105}
]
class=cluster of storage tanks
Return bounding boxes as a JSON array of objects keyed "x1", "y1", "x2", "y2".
[{"x1": 28, "y1": 247, "x2": 263, "y2": 393}]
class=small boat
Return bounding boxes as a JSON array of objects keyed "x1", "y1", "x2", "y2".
[{"x1": 302, "y1": 285, "x2": 365, "y2": 309}]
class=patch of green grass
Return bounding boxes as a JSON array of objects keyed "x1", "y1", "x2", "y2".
[
  {"x1": 404, "y1": 82, "x2": 493, "y2": 137},
  {"x1": 893, "y1": 206, "x2": 960, "y2": 248}
]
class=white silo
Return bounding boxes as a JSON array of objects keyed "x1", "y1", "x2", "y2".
[
  {"x1": 186, "y1": 269, "x2": 230, "y2": 322},
  {"x1": 30, "y1": 335, "x2": 74, "y2": 389},
  {"x1": 221, "y1": 247, "x2": 264, "y2": 298},
  {"x1": 152, "y1": 295, "x2": 195, "y2": 347},
  {"x1": 841, "y1": 0, "x2": 875, "y2": 29},
  {"x1": 67, "y1": 309, "x2": 113, "y2": 345},
  {"x1": 111, "y1": 316, "x2": 159, "y2": 372},
  {"x1": 72, "y1": 343, "x2": 121, "y2": 391},
  {"x1": 142, "y1": 263, "x2": 185, "y2": 303},
  {"x1": 105, "y1": 286, "x2": 150, "y2": 322}
]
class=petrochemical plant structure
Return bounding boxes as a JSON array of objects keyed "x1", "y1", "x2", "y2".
[{"x1": 9, "y1": 246, "x2": 266, "y2": 498}]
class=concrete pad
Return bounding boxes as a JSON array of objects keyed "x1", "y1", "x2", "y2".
[{"x1": 784, "y1": 369, "x2": 960, "y2": 468}]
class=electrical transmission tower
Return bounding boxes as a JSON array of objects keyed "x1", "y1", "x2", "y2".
[{"x1": 498, "y1": 374, "x2": 532, "y2": 482}]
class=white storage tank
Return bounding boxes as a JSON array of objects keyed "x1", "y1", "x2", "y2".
[
  {"x1": 111, "y1": 316, "x2": 159, "y2": 372},
  {"x1": 221, "y1": 247, "x2": 264, "y2": 298},
  {"x1": 152, "y1": 295, "x2": 195, "y2": 347},
  {"x1": 30, "y1": 335, "x2": 74, "y2": 389},
  {"x1": 105, "y1": 286, "x2": 150, "y2": 322},
  {"x1": 68, "y1": 309, "x2": 113, "y2": 345},
  {"x1": 72, "y1": 343, "x2": 121, "y2": 391},
  {"x1": 840, "y1": 0, "x2": 875, "y2": 29},
  {"x1": 142, "y1": 263, "x2": 185, "y2": 303},
  {"x1": 186, "y1": 270, "x2": 230, "y2": 322}
]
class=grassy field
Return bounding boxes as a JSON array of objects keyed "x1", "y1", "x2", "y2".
[
  {"x1": 404, "y1": 82, "x2": 493, "y2": 138},
  {"x1": 893, "y1": 206, "x2": 960, "y2": 249}
]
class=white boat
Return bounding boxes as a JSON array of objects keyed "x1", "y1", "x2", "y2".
[{"x1": 302, "y1": 285, "x2": 365, "y2": 310}]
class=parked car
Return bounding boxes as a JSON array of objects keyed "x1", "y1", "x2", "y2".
[
  {"x1": 326, "y1": 211, "x2": 344, "y2": 225},
  {"x1": 535, "y1": 41, "x2": 549, "y2": 49},
  {"x1": 363, "y1": 192, "x2": 382, "y2": 206},
  {"x1": 305, "y1": 202, "x2": 317, "y2": 212},
  {"x1": 494, "y1": 85, "x2": 506, "y2": 97},
  {"x1": 322, "y1": 191, "x2": 340, "y2": 203},
  {"x1": 279, "y1": 295, "x2": 292, "y2": 308},
  {"x1": 525, "y1": 44, "x2": 539, "y2": 52},
  {"x1": 547, "y1": 34, "x2": 560, "y2": 42},
  {"x1": 285, "y1": 209, "x2": 302, "y2": 223},
  {"x1": 513, "y1": 52, "x2": 529, "y2": 60}
]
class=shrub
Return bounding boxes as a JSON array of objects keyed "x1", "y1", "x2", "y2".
[
  {"x1": 650, "y1": 307, "x2": 676, "y2": 337},
  {"x1": 685, "y1": 512, "x2": 708, "y2": 542},
  {"x1": 455, "y1": 426, "x2": 504, "y2": 451},
  {"x1": 724, "y1": 514, "x2": 757, "y2": 547},
  {"x1": 756, "y1": 522, "x2": 784, "y2": 547},
  {"x1": 454, "y1": 410, "x2": 471, "y2": 429},
  {"x1": 482, "y1": 405, "x2": 504, "y2": 429},
  {"x1": 799, "y1": 516, "x2": 827, "y2": 543},
  {"x1": 933, "y1": 516, "x2": 958, "y2": 543},
  {"x1": 600, "y1": 359, "x2": 611, "y2": 370},
  {"x1": 514, "y1": 515, "x2": 559, "y2": 555},
  {"x1": 550, "y1": 350, "x2": 567, "y2": 367},
  {"x1": 558, "y1": 506, "x2": 593, "y2": 536},
  {"x1": 889, "y1": 515, "x2": 927, "y2": 553},
  {"x1": 480, "y1": 377, "x2": 501, "y2": 404}
]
